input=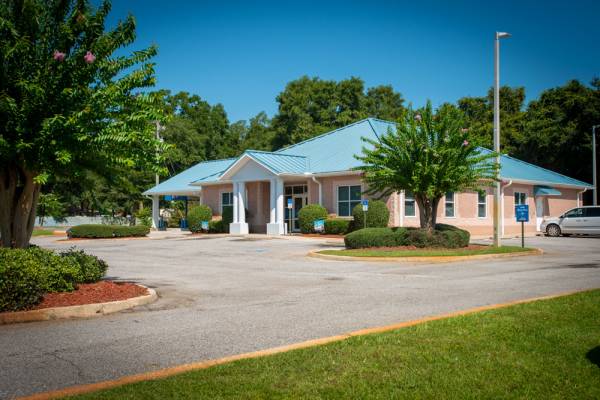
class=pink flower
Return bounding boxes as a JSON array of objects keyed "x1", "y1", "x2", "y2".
[
  {"x1": 414, "y1": 114, "x2": 422, "y2": 122},
  {"x1": 462, "y1": 140, "x2": 469, "y2": 146},
  {"x1": 84, "y1": 51, "x2": 96, "y2": 64},
  {"x1": 53, "y1": 50, "x2": 66, "y2": 62}
]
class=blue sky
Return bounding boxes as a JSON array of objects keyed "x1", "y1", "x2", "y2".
[{"x1": 107, "y1": 0, "x2": 599, "y2": 122}]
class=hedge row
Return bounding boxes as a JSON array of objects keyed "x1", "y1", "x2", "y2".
[
  {"x1": 67, "y1": 224, "x2": 150, "y2": 238},
  {"x1": 0, "y1": 247, "x2": 108, "y2": 312},
  {"x1": 344, "y1": 224, "x2": 470, "y2": 249},
  {"x1": 324, "y1": 219, "x2": 351, "y2": 235}
]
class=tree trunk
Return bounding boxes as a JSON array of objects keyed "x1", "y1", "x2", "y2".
[
  {"x1": 0, "y1": 163, "x2": 40, "y2": 248},
  {"x1": 416, "y1": 195, "x2": 442, "y2": 233}
]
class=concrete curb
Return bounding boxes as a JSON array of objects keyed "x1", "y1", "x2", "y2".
[
  {"x1": 0, "y1": 286, "x2": 157, "y2": 325},
  {"x1": 307, "y1": 248, "x2": 543, "y2": 263},
  {"x1": 16, "y1": 288, "x2": 592, "y2": 400}
]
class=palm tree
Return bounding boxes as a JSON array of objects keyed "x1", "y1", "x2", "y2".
[{"x1": 357, "y1": 102, "x2": 497, "y2": 232}]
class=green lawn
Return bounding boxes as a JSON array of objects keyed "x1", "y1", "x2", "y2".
[
  {"x1": 318, "y1": 245, "x2": 533, "y2": 257},
  {"x1": 70, "y1": 290, "x2": 600, "y2": 399},
  {"x1": 31, "y1": 229, "x2": 56, "y2": 236}
]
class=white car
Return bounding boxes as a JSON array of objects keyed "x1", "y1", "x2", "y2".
[{"x1": 540, "y1": 206, "x2": 600, "y2": 237}]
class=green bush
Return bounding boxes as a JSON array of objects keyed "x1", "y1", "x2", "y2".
[
  {"x1": 351, "y1": 200, "x2": 390, "y2": 230},
  {"x1": 60, "y1": 248, "x2": 108, "y2": 283},
  {"x1": 67, "y1": 224, "x2": 150, "y2": 238},
  {"x1": 298, "y1": 204, "x2": 328, "y2": 233},
  {"x1": 208, "y1": 219, "x2": 226, "y2": 233},
  {"x1": 135, "y1": 207, "x2": 152, "y2": 227},
  {"x1": 344, "y1": 224, "x2": 470, "y2": 249},
  {"x1": 167, "y1": 213, "x2": 181, "y2": 228},
  {"x1": 0, "y1": 247, "x2": 110, "y2": 311},
  {"x1": 344, "y1": 228, "x2": 408, "y2": 249},
  {"x1": 324, "y1": 219, "x2": 351, "y2": 235},
  {"x1": 188, "y1": 205, "x2": 213, "y2": 233},
  {"x1": 0, "y1": 248, "x2": 47, "y2": 311}
]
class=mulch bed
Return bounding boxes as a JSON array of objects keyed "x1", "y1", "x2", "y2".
[
  {"x1": 301, "y1": 234, "x2": 345, "y2": 238},
  {"x1": 31, "y1": 281, "x2": 148, "y2": 310}
]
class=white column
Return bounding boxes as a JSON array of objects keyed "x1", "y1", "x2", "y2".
[
  {"x1": 267, "y1": 177, "x2": 285, "y2": 235},
  {"x1": 238, "y1": 181, "x2": 246, "y2": 223},
  {"x1": 230, "y1": 181, "x2": 249, "y2": 234},
  {"x1": 399, "y1": 190, "x2": 405, "y2": 227},
  {"x1": 151, "y1": 195, "x2": 160, "y2": 229},
  {"x1": 269, "y1": 178, "x2": 276, "y2": 224},
  {"x1": 232, "y1": 182, "x2": 239, "y2": 223}
]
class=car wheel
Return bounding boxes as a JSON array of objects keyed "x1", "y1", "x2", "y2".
[{"x1": 546, "y1": 224, "x2": 561, "y2": 237}]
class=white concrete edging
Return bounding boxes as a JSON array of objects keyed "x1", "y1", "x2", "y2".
[{"x1": 0, "y1": 286, "x2": 157, "y2": 325}]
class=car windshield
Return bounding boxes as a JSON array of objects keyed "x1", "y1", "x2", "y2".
[{"x1": 563, "y1": 208, "x2": 583, "y2": 218}]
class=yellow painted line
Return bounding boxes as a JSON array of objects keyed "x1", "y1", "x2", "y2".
[{"x1": 18, "y1": 288, "x2": 592, "y2": 400}]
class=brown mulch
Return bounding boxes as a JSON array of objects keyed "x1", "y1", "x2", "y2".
[
  {"x1": 31, "y1": 281, "x2": 148, "y2": 310},
  {"x1": 301, "y1": 234, "x2": 345, "y2": 238}
]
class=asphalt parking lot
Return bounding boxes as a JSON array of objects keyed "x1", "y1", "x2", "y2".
[{"x1": 1, "y1": 233, "x2": 600, "y2": 398}]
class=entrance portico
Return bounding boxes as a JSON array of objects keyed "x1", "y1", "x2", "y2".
[{"x1": 215, "y1": 151, "x2": 310, "y2": 235}]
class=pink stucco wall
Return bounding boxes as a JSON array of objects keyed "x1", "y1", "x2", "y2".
[{"x1": 199, "y1": 175, "x2": 581, "y2": 236}]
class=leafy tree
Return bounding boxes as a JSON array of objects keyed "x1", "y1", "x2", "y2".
[
  {"x1": 271, "y1": 76, "x2": 405, "y2": 149},
  {"x1": 357, "y1": 102, "x2": 497, "y2": 232},
  {"x1": 365, "y1": 85, "x2": 405, "y2": 121},
  {"x1": 0, "y1": 0, "x2": 167, "y2": 247},
  {"x1": 36, "y1": 193, "x2": 66, "y2": 226}
]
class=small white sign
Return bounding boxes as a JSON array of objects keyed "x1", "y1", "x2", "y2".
[{"x1": 362, "y1": 199, "x2": 369, "y2": 212}]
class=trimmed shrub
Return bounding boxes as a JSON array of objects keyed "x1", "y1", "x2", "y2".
[
  {"x1": 60, "y1": 248, "x2": 108, "y2": 283},
  {"x1": 324, "y1": 219, "x2": 351, "y2": 235},
  {"x1": 344, "y1": 227, "x2": 408, "y2": 249},
  {"x1": 0, "y1": 248, "x2": 47, "y2": 311},
  {"x1": 0, "y1": 247, "x2": 110, "y2": 311},
  {"x1": 209, "y1": 219, "x2": 226, "y2": 233},
  {"x1": 344, "y1": 224, "x2": 470, "y2": 249},
  {"x1": 188, "y1": 205, "x2": 213, "y2": 233},
  {"x1": 67, "y1": 224, "x2": 150, "y2": 238},
  {"x1": 351, "y1": 200, "x2": 390, "y2": 230},
  {"x1": 298, "y1": 204, "x2": 328, "y2": 234}
]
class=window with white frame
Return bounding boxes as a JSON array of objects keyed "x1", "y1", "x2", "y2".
[
  {"x1": 445, "y1": 192, "x2": 455, "y2": 217},
  {"x1": 221, "y1": 191, "x2": 233, "y2": 213},
  {"x1": 404, "y1": 191, "x2": 416, "y2": 217},
  {"x1": 477, "y1": 191, "x2": 487, "y2": 218},
  {"x1": 337, "y1": 185, "x2": 361, "y2": 217},
  {"x1": 514, "y1": 191, "x2": 527, "y2": 205}
]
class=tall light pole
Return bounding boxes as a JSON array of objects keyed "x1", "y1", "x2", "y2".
[
  {"x1": 493, "y1": 31, "x2": 511, "y2": 247},
  {"x1": 594, "y1": 125, "x2": 599, "y2": 205},
  {"x1": 155, "y1": 120, "x2": 165, "y2": 186}
]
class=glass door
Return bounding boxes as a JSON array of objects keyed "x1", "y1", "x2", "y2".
[{"x1": 284, "y1": 185, "x2": 308, "y2": 232}]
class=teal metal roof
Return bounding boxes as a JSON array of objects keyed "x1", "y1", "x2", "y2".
[
  {"x1": 244, "y1": 150, "x2": 308, "y2": 174},
  {"x1": 143, "y1": 158, "x2": 234, "y2": 195},
  {"x1": 144, "y1": 117, "x2": 592, "y2": 195},
  {"x1": 534, "y1": 185, "x2": 562, "y2": 196}
]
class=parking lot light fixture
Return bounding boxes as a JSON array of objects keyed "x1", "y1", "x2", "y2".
[{"x1": 594, "y1": 125, "x2": 599, "y2": 205}]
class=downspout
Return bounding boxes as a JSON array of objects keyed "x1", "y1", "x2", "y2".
[
  {"x1": 500, "y1": 180, "x2": 513, "y2": 237},
  {"x1": 577, "y1": 188, "x2": 587, "y2": 207},
  {"x1": 311, "y1": 176, "x2": 322, "y2": 206}
]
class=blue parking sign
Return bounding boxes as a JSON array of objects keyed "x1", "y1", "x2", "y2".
[
  {"x1": 361, "y1": 199, "x2": 369, "y2": 211},
  {"x1": 515, "y1": 204, "x2": 529, "y2": 222}
]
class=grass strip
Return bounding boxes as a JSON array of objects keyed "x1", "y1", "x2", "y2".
[
  {"x1": 70, "y1": 290, "x2": 600, "y2": 399},
  {"x1": 318, "y1": 245, "x2": 533, "y2": 257}
]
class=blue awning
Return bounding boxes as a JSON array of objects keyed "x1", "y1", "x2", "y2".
[{"x1": 534, "y1": 185, "x2": 561, "y2": 196}]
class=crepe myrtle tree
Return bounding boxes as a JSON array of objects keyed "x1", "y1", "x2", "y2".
[
  {"x1": 356, "y1": 102, "x2": 498, "y2": 232},
  {"x1": 0, "y1": 0, "x2": 169, "y2": 248}
]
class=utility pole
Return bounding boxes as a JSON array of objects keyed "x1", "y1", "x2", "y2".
[{"x1": 493, "y1": 31, "x2": 511, "y2": 247}]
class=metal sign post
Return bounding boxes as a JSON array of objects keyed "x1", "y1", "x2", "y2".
[
  {"x1": 515, "y1": 204, "x2": 529, "y2": 248},
  {"x1": 287, "y1": 198, "x2": 293, "y2": 234},
  {"x1": 361, "y1": 200, "x2": 369, "y2": 229}
]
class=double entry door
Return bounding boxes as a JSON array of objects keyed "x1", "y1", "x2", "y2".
[{"x1": 284, "y1": 184, "x2": 308, "y2": 232}]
